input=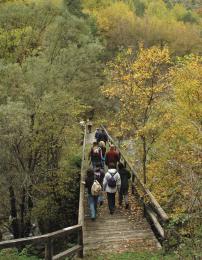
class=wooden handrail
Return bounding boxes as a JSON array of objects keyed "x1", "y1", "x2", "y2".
[
  {"x1": 0, "y1": 225, "x2": 83, "y2": 260},
  {"x1": 78, "y1": 124, "x2": 87, "y2": 227},
  {"x1": 101, "y1": 125, "x2": 169, "y2": 231},
  {"x1": 0, "y1": 225, "x2": 82, "y2": 249}
]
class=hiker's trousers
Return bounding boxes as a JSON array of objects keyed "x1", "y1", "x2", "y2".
[{"x1": 88, "y1": 194, "x2": 98, "y2": 219}]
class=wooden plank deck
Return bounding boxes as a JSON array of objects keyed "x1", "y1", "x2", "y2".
[
  {"x1": 84, "y1": 195, "x2": 161, "y2": 253},
  {"x1": 83, "y1": 132, "x2": 161, "y2": 255}
]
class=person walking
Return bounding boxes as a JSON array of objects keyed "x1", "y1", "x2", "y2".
[
  {"x1": 85, "y1": 169, "x2": 99, "y2": 221},
  {"x1": 94, "y1": 163, "x2": 105, "y2": 206},
  {"x1": 103, "y1": 163, "x2": 121, "y2": 214},
  {"x1": 99, "y1": 141, "x2": 106, "y2": 168},
  {"x1": 86, "y1": 119, "x2": 93, "y2": 133},
  {"x1": 105, "y1": 144, "x2": 120, "y2": 168},
  {"x1": 118, "y1": 162, "x2": 131, "y2": 209},
  {"x1": 95, "y1": 128, "x2": 101, "y2": 143},
  {"x1": 114, "y1": 145, "x2": 121, "y2": 161},
  {"x1": 89, "y1": 142, "x2": 102, "y2": 169},
  {"x1": 97, "y1": 129, "x2": 108, "y2": 144}
]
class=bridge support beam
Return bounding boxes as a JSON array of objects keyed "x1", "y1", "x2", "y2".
[
  {"x1": 45, "y1": 238, "x2": 53, "y2": 260},
  {"x1": 78, "y1": 228, "x2": 84, "y2": 258}
]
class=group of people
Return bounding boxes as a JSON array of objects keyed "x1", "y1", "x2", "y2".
[{"x1": 84, "y1": 128, "x2": 131, "y2": 221}]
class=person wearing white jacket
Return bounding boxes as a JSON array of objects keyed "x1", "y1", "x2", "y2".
[{"x1": 103, "y1": 163, "x2": 121, "y2": 214}]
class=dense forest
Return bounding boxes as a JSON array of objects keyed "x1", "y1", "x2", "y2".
[{"x1": 0, "y1": 0, "x2": 201, "y2": 259}]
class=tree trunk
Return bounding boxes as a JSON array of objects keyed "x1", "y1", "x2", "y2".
[
  {"x1": 9, "y1": 186, "x2": 20, "y2": 238},
  {"x1": 20, "y1": 188, "x2": 26, "y2": 237}
]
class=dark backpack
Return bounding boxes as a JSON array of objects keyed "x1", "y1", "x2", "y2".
[
  {"x1": 91, "y1": 147, "x2": 100, "y2": 160},
  {"x1": 107, "y1": 172, "x2": 117, "y2": 188}
]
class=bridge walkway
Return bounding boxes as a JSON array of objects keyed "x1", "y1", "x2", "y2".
[
  {"x1": 83, "y1": 132, "x2": 161, "y2": 254},
  {"x1": 0, "y1": 126, "x2": 168, "y2": 259}
]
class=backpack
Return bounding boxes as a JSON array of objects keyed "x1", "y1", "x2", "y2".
[
  {"x1": 91, "y1": 147, "x2": 100, "y2": 160},
  {"x1": 91, "y1": 180, "x2": 102, "y2": 196},
  {"x1": 107, "y1": 172, "x2": 117, "y2": 188}
]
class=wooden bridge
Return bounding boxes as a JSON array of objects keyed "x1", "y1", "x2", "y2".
[{"x1": 0, "y1": 125, "x2": 169, "y2": 259}]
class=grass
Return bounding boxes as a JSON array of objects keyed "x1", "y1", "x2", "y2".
[{"x1": 0, "y1": 249, "x2": 41, "y2": 260}]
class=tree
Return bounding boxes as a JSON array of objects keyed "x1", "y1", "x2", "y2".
[
  {"x1": 64, "y1": 0, "x2": 82, "y2": 16},
  {"x1": 83, "y1": 0, "x2": 202, "y2": 56},
  {"x1": 132, "y1": 0, "x2": 146, "y2": 16},
  {"x1": 82, "y1": 0, "x2": 113, "y2": 12},
  {"x1": 135, "y1": 13, "x2": 202, "y2": 55},
  {"x1": 146, "y1": 55, "x2": 202, "y2": 255},
  {"x1": 94, "y1": 2, "x2": 137, "y2": 51},
  {"x1": 103, "y1": 46, "x2": 171, "y2": 183},
  {"x1": 0, "y1": 0, "x2": 104, "y2": 238}
]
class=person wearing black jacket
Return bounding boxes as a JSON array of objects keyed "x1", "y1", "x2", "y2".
[
  {"x1": 97, "y1": 129, "x2": 108, "y2": 144},
  {"x1": 118, "y1": 162, "x2": 131, "y2": 209},
  {"x1": 95, "y1": 128, "x2": 101, "y2": 143}
]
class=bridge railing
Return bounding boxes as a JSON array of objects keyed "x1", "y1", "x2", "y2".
[
  {"x1": 0, "y1": 126, "x2": 87, "y2": 259},
  {"x1": 0, "y1": 225, "x2": 83, "y2": 260},
  {"x1": 78, "y1": 124, "x2": 87, "y2": 245},
  {"x1": 101, "y1": 125, "x2": 169, "y2": 243}
]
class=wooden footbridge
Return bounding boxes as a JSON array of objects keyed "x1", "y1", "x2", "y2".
[{"x1": 0, "y1": 125, "x2": 169, "y2": 259}]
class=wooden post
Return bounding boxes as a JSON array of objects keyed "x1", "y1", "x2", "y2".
[
  {"x1": 78, "y1": 228, "x2": 84, "y2": 258},
  {"x1": 124, "y1": 160, "x2": 127, "y2": 168},
  {"x1": 143, "y1": 203, "x2": 147, "y2": 218},
  {"x1": 45, "y1": 238, "x2": 53, "y2": 260}
]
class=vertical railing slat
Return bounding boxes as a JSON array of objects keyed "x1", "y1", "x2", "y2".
[{"x1": 45, "y1": 238, "x2": 53, "y2": 260}]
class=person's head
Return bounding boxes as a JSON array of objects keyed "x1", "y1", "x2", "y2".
[
  {"x1": 86, "y1": 168, "x2": 94, "y2": 178},
  {"x1": 95, "y1": 168, "x2": 100, "y2": 173},
  {"x1": 93, "y1": 141, "x2": 98, "y2": 147},
  {"x1": 99, "y1": 141, "x2": 105, "y2": 147},
  {"x1": 110, "y1": 144, "x2": 115, "y2": 151},
  {"x1": 108, "y1": 162, "x2": 116, "y2": 169},
  {"x1": 118, "y1": 162, "x2": 124, "y2": 170},
  {"x1": 95, "y1": 163, "x2": 101, "y2": 170},
  {"x1": 101, "y1": 129, "x2": 105, "y2": 133}
]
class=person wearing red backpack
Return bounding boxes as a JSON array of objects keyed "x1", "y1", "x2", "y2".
[
  {"x1": 89, "y1": 142, "x2": 102, "y2": 169},
  {"x1": 103, "y1": 163, "x2": 121, "y2": 214}
]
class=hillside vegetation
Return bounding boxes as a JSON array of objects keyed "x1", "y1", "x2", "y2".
[{"x1": 0, "y1": 0, "x2": 201, "y2": 259}]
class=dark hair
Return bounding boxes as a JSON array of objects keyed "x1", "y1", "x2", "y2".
[
  {"x1": 118, "y1": 162, "x2": 124, "y2": 169},
  {"x1": 96, "y1": 162, "x2": 101, "y2": 167},
  {"x1": 95, "y1": 168, "x2": 100, "y2": 173},
  {"x1": 86, "y1": 168, "x2": 94, "y2": 178},
  {"x1": 108, "y1": 162, "x2": 116, "y2": 169},
  {"x1": 93, "y1": 141, "x2": 98, "y2": 146}
]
